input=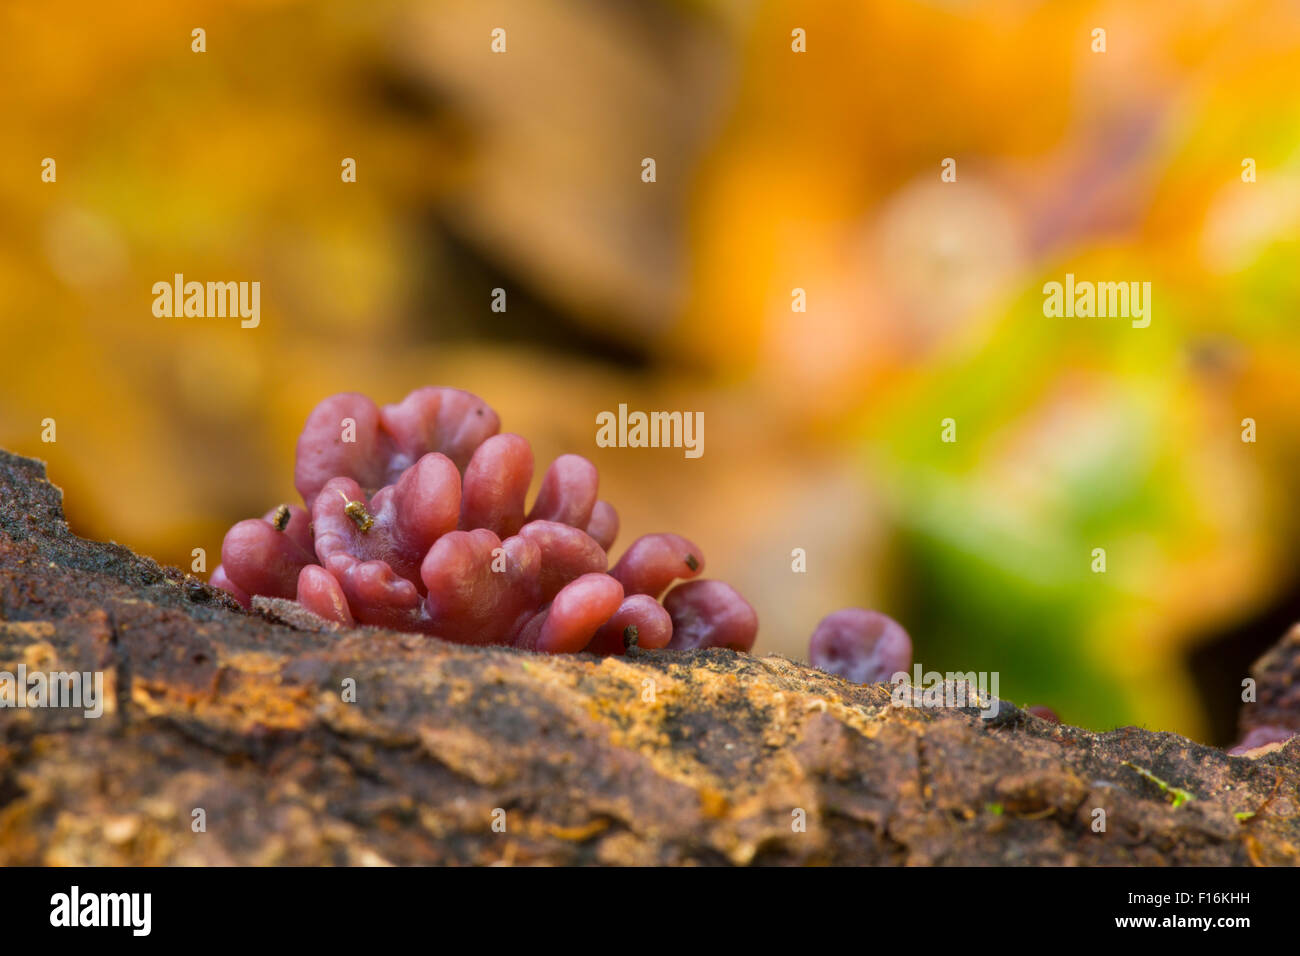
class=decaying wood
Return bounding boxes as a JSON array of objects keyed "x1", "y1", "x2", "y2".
[{"x1": 0, "y1": 449, "x2": 1297, "y2": 865}]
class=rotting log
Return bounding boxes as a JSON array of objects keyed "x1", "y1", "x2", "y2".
[{"x1": 0, "y1": 449, "x2": 1296, "y2": 866}]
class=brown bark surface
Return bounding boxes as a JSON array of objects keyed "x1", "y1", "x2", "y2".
[{"x1": 1, "y1": 449, "x2": 1297, "y2": 865}]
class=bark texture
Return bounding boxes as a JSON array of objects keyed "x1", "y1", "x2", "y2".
[{"x1": 0, "y1": 449, "x2": 1297, "y2": 865}]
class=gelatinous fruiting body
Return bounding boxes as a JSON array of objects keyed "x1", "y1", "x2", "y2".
[
  {"x1": 663, "y1": 580, "x2": 758, "y2": 652},
  {"x1": 213, "y1": 385, "x2": 892, "y2": 669},
  {"x1": 610, "y1": 533, "x2": 704, "y2": 600},
  {"x1": 1025, "y1": 705, "x2": 1061, "y2": 724},
  {"x1": 1228, "y1": 725, "x2": 1297, "y2": 755},
  {"x1": 527, "y1": 454, "x2": 598, "y2": 528},
  {"x1": 530, "y1": 573, "x2": 625, "y2": 654},
  {"x1": 220, "y1": 504, "x2": 314, "y2": 600},
  {"x1": 584, "y1": 500, "x2": 619, "y2": 552},
  {"x1": 808, "y1": 608, "x2": 912, "y2": 685},
  {"x1": 421, "y1": 529, "x2": 541, "y2": 645},
  {"x1": 459, "y1": 433, "x2": 533, "y2": 537},
  {"x1": 297, "y1": 565, "x2": 354, "y2": 626},
  {"x1": 516, "y1": 520, "x2": 607, "y2": 601},
  {"x1": 294, "y1": 387, "x2": 498, "y2": 508},
  {"x1": 586, "y1": 594, "x2": 673, "y2": 656}
]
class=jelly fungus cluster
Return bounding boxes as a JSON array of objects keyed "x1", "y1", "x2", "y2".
[{"x1": 211, "y1": 386, "x2": 760, "y2": 656}]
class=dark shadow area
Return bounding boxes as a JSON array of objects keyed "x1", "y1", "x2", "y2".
[
  {"x1": 1187, "y1": 577, "x2": 1300, "y2": 746},
  {"x1": 418, "y1": 216, "x2": 655, "y2": 370}
]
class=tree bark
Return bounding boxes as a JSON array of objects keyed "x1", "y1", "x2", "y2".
[{"x1": 0, "y1": 449, "x2": 1296, "y2": 865}]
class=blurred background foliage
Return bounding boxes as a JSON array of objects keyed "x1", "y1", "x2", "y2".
[{"x1": 3, "y1": 0, "x2": 1300, "y2": 743}]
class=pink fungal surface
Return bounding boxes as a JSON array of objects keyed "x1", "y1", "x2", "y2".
[
  {"x1": 214, "y1": 385, "x2": 924, "y2": 675},
  {"x1": 808, "y1": 608, "x2": 913, "y2": 685},
  {"x1": 1228, "y1": 725, "x2": 1298, "y2": 755},
  {"x1": 213, "y1": 386, "x2": 769, "y2": 658}
]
